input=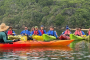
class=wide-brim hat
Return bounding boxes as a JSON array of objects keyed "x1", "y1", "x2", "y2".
[{"x1": 0, "y1": 23, "x2": 9, "y2": 32}]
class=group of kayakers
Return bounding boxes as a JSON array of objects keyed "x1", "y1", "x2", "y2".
[
  {"x1": 0, "y1": 23, "x2": 90, "y2": 43},
  {"x1": 62, "y1": 26, "x2": 85, "y2": 36}
]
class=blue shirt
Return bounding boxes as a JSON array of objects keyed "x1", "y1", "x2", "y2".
[
  {"x1": 47, "y1": 30, "x2": 58, "y2": 38},
  {"x1": 20, "y1": 30, "x2": 30, "y2": 36},
  {"x1": 81, "y1": 31, "x2": 85, "y2": 35},
  {"x1": 32, "y1": 30, "x2": 42, "y2": 36}
]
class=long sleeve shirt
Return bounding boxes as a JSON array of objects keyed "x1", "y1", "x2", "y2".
[
  {"x1": 47, "y1": 30, "x2": 58, "y2": 38},
  {"x1": 0, "y1": 32, "x2": 13, "y2": 43}
]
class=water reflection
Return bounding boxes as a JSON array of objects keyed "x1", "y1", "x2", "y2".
[{"x1": 0, "y1": 40, "x2": 90, "y2": 60}]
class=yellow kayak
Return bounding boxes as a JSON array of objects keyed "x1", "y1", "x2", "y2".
[
  {"x1": 32, "y1": 35, "x2": 44, "y2": 41},
  {"x1": 8, "y1": 35, "x2": 27, "y2": 41}
]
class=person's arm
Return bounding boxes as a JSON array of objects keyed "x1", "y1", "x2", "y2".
[
  {"x1": 46, "y1": 30, "x2": 50, "y2": 35},
  {"x1": 31, "y1": 31, "x2": 34, "y2": 35},
  {"x1": 38, "y1": 30, "x2": 42, "y2": 36},
  {"x1": 82, "y1": 31, "x2": 85, "y2": 35},
  {"x1": 62, "y1": 31, "x2": 65, "y2": 34},
  {"x1": 20, "y1": 31, "x2": 23, "y2": 35},
  {"x1": 3, "y1": 33, "x2": 13, "y2": 43},
  {"x1": 13, "y1": 31, "x2": 16, "y2": 35},
  {"x1": 44, "y1": 30, "x2": 47, "y2": 34},
  {"x1": 54, "y1": 31, "x2": 58, "y2": 38}
]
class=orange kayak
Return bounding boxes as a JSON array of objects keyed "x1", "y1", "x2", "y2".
[{"x1": 0, "y1": 40, "x2": 74, "y2": 48}]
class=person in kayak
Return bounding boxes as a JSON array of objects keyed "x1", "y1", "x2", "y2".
[
  {"x1": 20, "y1": 27, "x2": 30, "y2": 36},
  {"x1": 30, "y1": 27, "x2": 35, "y2": 36},
  {"x1": 0, "y1": 23, "x2": 18, "y2": 43},
  {"x1": 40, "y1": 25, "x2": 46, "y2": 35},
  {"x1": 62, "y1": 26, "x2": 71, "y2": 36},
  {"x1": 78, "y1": 27, "x2": 85, "y2": 35},
  {"x1": 87, "y1": 28, "x2": 90, "y2": 35},
  {"x1": 32, "y1": 26, "x2": 42, "y2": 36},
  {"x1": 74, "y1": 28, "x2": 80, "y2": 36},
  {"x1": 47, "y1": 26, "x2": 58, "y2": 38},
  {"x1": 7, "y1": 26, "x2": 16, "y2": 36}
]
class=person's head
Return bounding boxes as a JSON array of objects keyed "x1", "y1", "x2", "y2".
[
  {"x1": 79, "y1": 27, "x2": 82, "y2": 31},
  {"x1": 31, "y1": 27, "x2": 35, "y2": 31},
  {"x1": 50, "y1": 26, "x2": 54, "y2": 31},
  {"x1": 89, "y1": 28, "x2": 90, "y2": 31},
  {"x1": 41, "y1": 25, "x2": 44, "y2": 30},
  {"x1": 24, "y1": 27, "x2": 28, "y2": 30},
  {"x1": 35, "y1": 26, "x2": 38, "y2": 30},
  {"x1": 76, "y1": 28, "x2": 79, "y2": 30},
  {"x1": 9, "y1": 26, "x2": 12, "y2": 30},
  {"x1": 0, "y1": 23, "x2": 9, "y2": 32}
]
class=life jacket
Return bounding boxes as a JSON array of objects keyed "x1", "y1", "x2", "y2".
[
  {"x1": 88, "y1": 31, "x2": 90, "y2": 35},
  {"x1": 64, "y1": 30, "x2": 70, "y2": 35},
  {"x1": 79, "y1": 31, "x2": 82, "y2": 36},
  {"x1": 75, "y1": 30, "x2": 80, "y2": 36},
  {"x1": 48, "y1": 30, "x2": 55, "y2": 36},
  {"x1": 34, "y1": 30, "x2": 39, "y2": 35},
  {"x1": 7, "y1": 30, "x2": 13, "y2": 35},
  {"x1": 40, "y1": 30, "x2": 44, "y2": 34}
]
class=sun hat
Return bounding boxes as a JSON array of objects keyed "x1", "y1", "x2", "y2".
[
  {"x1": 0, "y1": 23, "x2": 9, "y2": 32},
  {"x1": 35, "y1": 26, "x2": 38, "y2": 28}
]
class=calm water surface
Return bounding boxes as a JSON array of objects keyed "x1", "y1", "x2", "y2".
[{"x1": 0, "y1": 30, "x2": 90, "y2": 60}]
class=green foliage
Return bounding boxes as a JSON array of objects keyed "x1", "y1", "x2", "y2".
[{"x1": 0, "y1": 0, "x2": 90, "y2": 29}]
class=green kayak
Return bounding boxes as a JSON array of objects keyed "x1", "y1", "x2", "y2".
[
  {"x1": 43, "y1": 34, "x2": 56, "y2": 41},
  {"x1": 70, "y1": 34, "x2": 84, "y2": 40},
  {"x1": 85, "y1": 35, "x2": 90, "y2": 40},
  {"x1": 70, "y1": 40, "x2": 82, "y2": 48}
]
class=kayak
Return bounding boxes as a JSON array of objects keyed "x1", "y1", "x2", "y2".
[
  {"x1": 70, "y1": 40, "x2": 82, "y2": 48},
  {"x1": 43, "y1": 34, "x2": 56, "y2": 41},
  {"x1": 0, "y1": 47, "x2": 72, "y2": 53},
  {"x1": 70, "y1": 34, "x2": 84, "y2": 40},
  {"x1": 0, "y1": 40, "x2": 74, "y2": 48},
  {"x1": 59, "y1": 35, "x2": 70, "y2": 40},
  {"x1": 32, "y1": 35, "x2": 43, "y2": 41},
  {"x1": 85, "y1": 35, "x2": 90, "y2": 40},
  {"x1": 8, "y1": 35, "x2": 27, "y2": 41}
]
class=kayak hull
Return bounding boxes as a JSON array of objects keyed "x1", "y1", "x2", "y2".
[
  {"x1": 32, "y1": 35, "x2": 44, "y2": 41},
  {"x1": 59, "y1": 35, "x2": 70, "y2": 40},
  {"x1": 43, "y1": 34, "x2": 56, "y2": 41},
  {"x1": 0, "y1": 40, "x2": 74, "y2": 48},
  {"x1": 70, "y1": 34, "x2": 84, "y2": 40}
]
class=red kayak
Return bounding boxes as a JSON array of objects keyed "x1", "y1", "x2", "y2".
[
  {"x1": 0, "y1": 40, "x2": 73, "y2": 48},
  {"x1": 59, "y1": 35, "x2": 70, "y2": 40}
]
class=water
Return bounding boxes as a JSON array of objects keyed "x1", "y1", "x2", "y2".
[{"x1": 0, "y1": 30, "x2": 90, "y2": 60}]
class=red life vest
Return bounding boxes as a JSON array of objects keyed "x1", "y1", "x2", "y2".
[
  {"x1": 88, "y1": 31, "x2": 90, "y2": 35},
  {"x1": 34, "y1": 30, "x2": 39, "y2": 35},
  {"x1": 7, "y1": 30, "x2": 13, "y2": 35},
  {"x1": 75, "y1": 30, "x2": 80, "y2": 36},
  {"x1": 64, "y1": 30, "x2": 70, "y2": 35},
  {"x1": 40, "y1": 30, "x2": 44, "y2": 34}
]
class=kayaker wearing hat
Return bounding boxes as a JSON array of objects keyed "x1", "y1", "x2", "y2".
[
  {"x1": 32, "y1": 26, "x2": 42, "y2": 36},
  {"x1": 7, "y1": 26, "x2": 16, "y2": 36},
  {"x1": 0, "y1": 23, "x2": 16, "y2": 43},
  {"x1": 40, "y1": 25, "x2": 46, "y2": 35},
  {"x1": 62, "y1": 26, "x2": 71, "y2": 36},
  {"x1": 47, "y1": 26, "x2": 58, "y2": 38}
]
